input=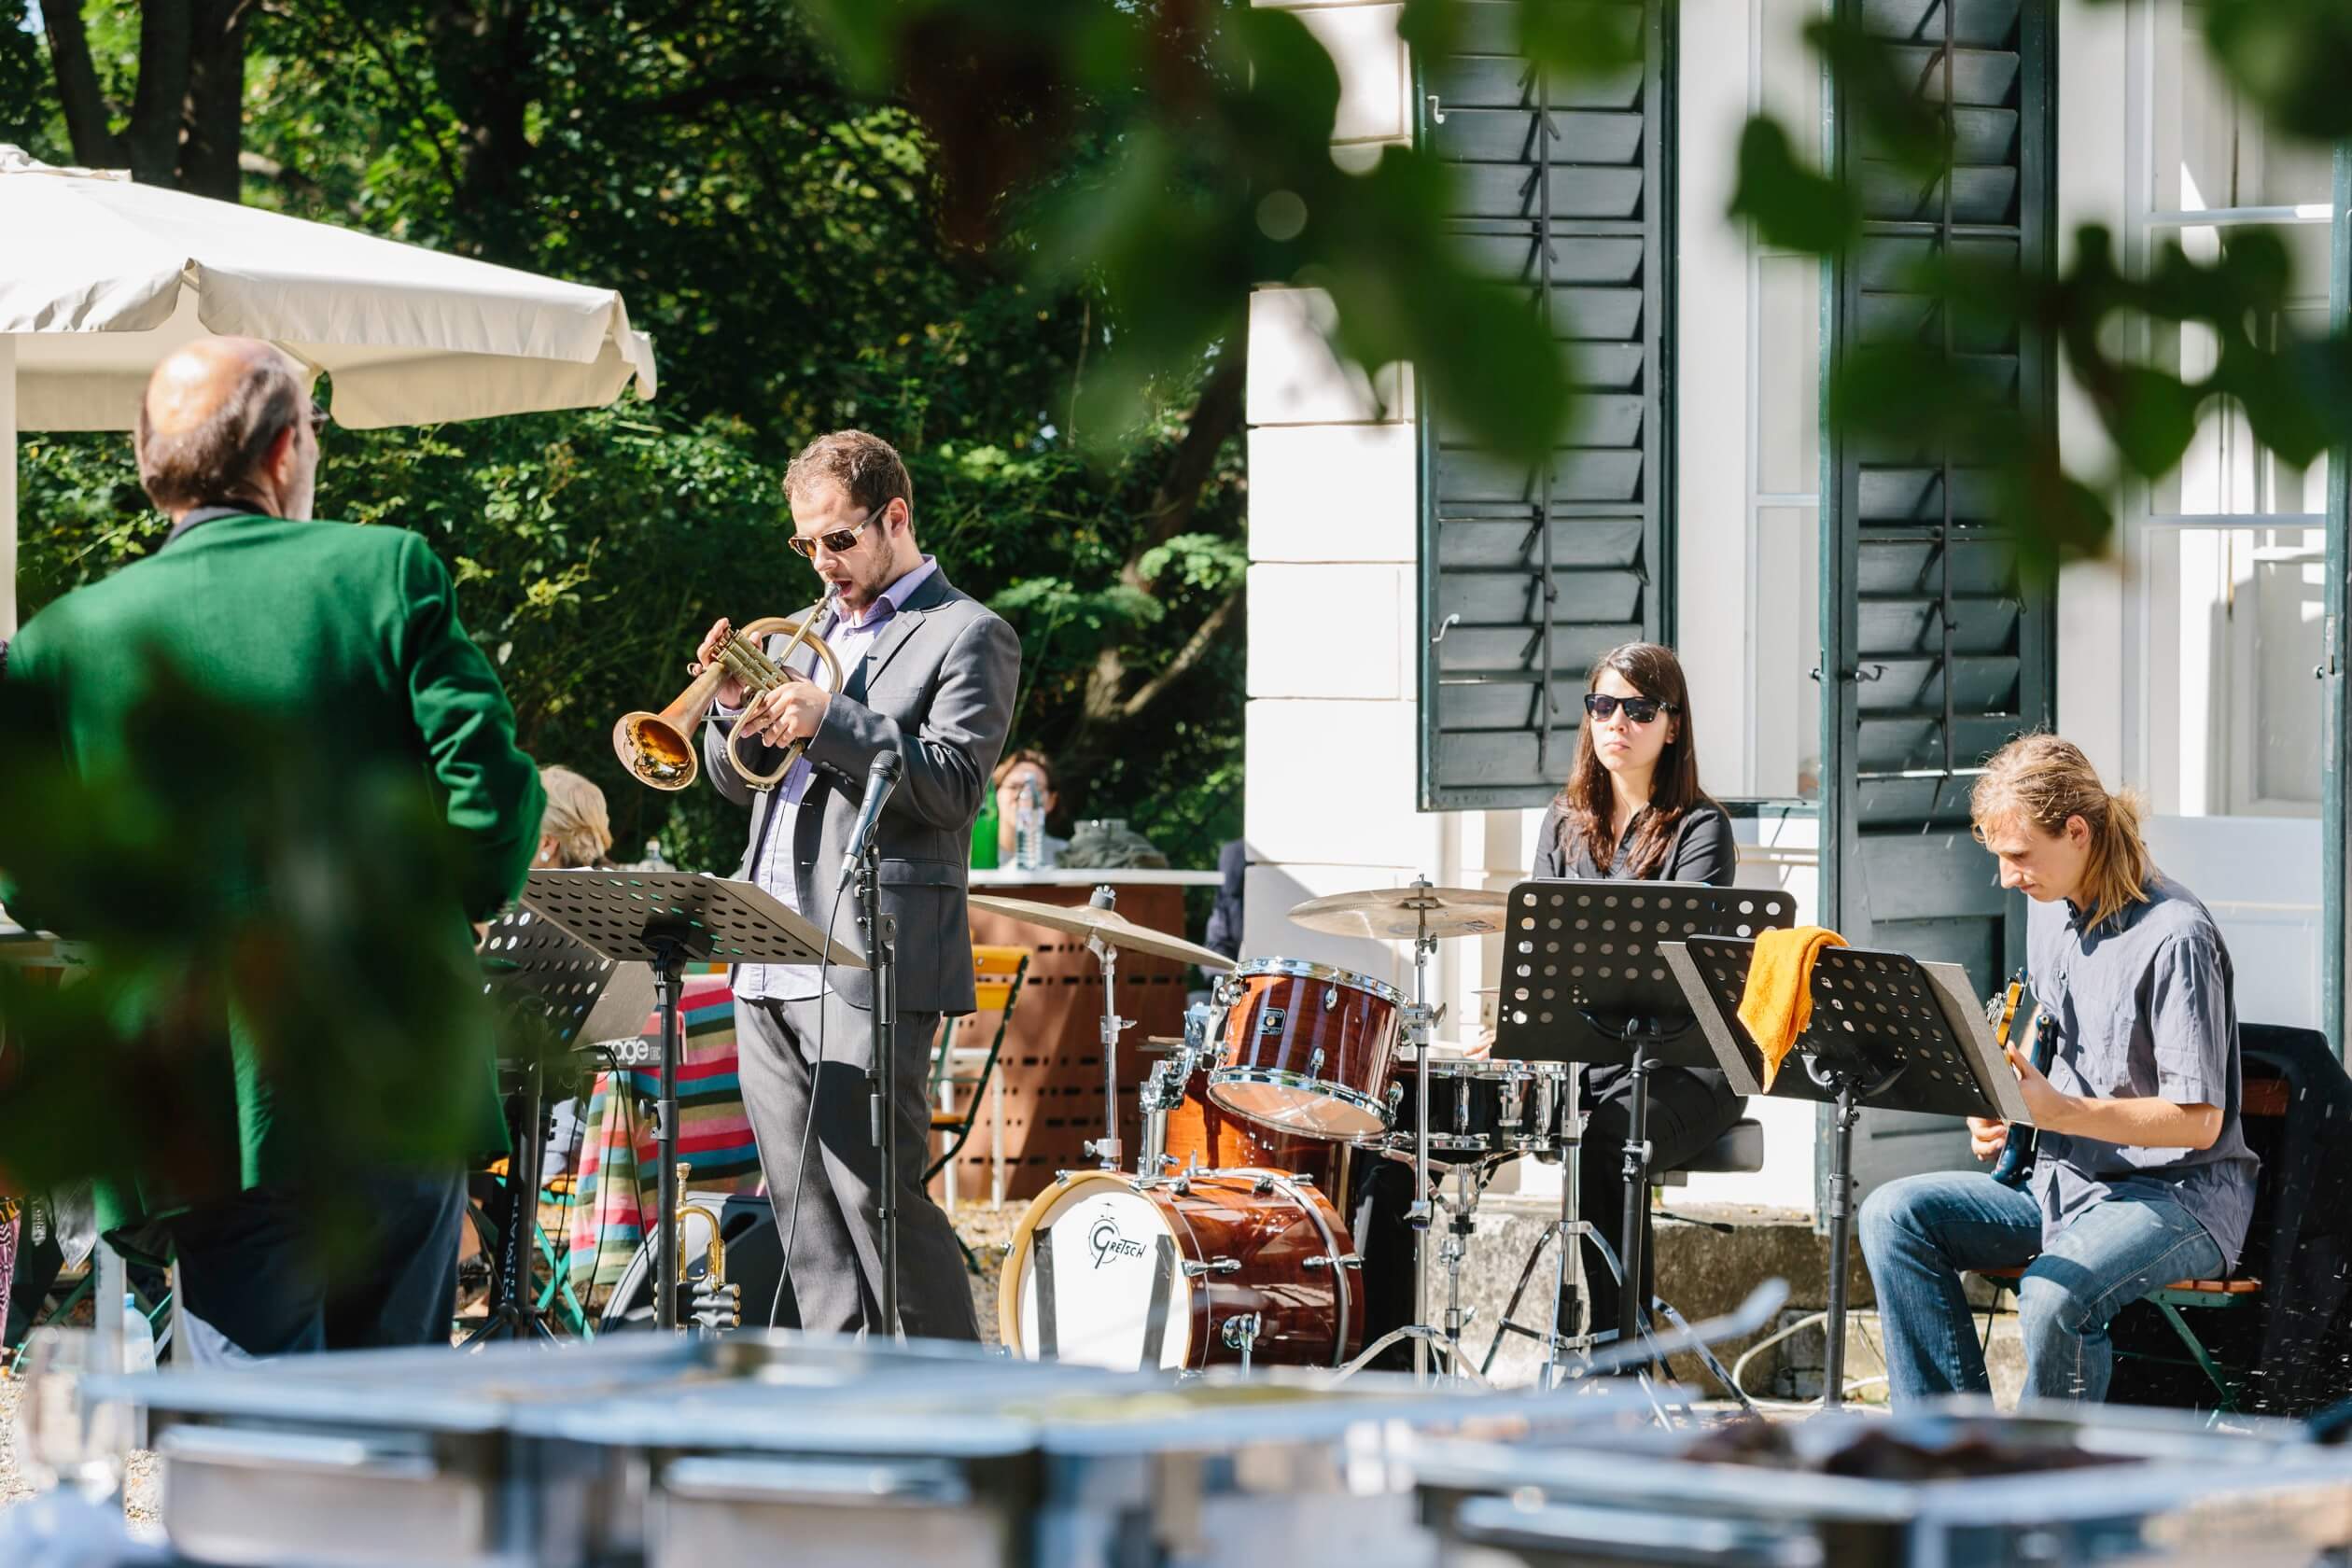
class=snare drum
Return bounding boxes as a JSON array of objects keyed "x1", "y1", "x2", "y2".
[
  {"x1": 1000, "y1": 1168, "x2": 1361, "y2": 1371},
  {"x1": 1204, "y1": 959, "x2": 1406, "y2": 1141},
  {"x1": 1383, "y1": 1058, "x2": 1572, "y2": 1159}
]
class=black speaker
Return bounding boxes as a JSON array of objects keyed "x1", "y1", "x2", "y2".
[{"x1": 597, "y1": 1192, "x2": 798, "y2": 1334}]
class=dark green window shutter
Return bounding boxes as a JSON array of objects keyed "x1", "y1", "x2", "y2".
[
  {"x1": 1417, "y1": 0, "x2": 1675, "y2": 811},
  {"x1": 1822, "y1": 0, "x2": 2057, "y2": 1193}
]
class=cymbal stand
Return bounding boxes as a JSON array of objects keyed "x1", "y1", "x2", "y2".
[
  {"x1": 1078, "y1": 885, "x2": 1130, "y2": 1172},
  {"x1": 1406, "y1": 879, "x2": 1437, "y2": 1381}
]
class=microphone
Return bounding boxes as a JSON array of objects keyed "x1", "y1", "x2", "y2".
[{"x1": 837, "y1": 750, "x2": 904, "y2": 889}]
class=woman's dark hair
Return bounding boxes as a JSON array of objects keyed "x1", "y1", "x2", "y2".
[{"x1": 1555, "y1": 641, "x2": 1713, "y2": 880}]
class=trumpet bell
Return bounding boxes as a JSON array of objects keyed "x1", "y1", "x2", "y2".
[{"x1": 615, "y1": 710, "x2": 699, "y2": 791}]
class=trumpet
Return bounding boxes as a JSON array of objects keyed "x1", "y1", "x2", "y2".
[{"x1": 612, "y1": 594, "x2": 843, "y2": 792}]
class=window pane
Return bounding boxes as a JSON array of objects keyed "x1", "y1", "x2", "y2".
[
  {"x1": 2142, "y1": 1, "x2": 2332, "y2": 518},
  {"x1": 1751, "y1": 506, "x2": 1822, "y2": 799},
  {"x1": 1757, "y1": 253, "x2": 1821, "y2": 496},
  {"x1": 1759, "y1": 0, "x2": 1823, "y2": 164},
  {"x1": 2138, "y1": 525, "x2": 2323, "y2": 817}
]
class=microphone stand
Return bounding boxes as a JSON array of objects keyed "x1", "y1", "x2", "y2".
[{"x1": 857, "y1": 841, "x2": 902, "y2": 1338}]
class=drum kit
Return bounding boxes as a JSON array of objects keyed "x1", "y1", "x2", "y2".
[{"x1": 981, "y1": 878, "x2": 1593, "y2": 1386}]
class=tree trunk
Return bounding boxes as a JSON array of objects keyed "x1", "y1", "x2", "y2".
[
  {"x1": 41, "y1": 2, "x2": 127, "y2": 168},
  {"x1": 39, "y1": 0, "x2": 246, "y2": 198},
  {"x1": 125, "y1": 0, "x2": 193, "y2": 187},
  {"x1": 177, "y1": 0, "x2": 252, "y2": 202},
  {"x1": 432, "y1": 0, "x2": 539, "y2": 259}
]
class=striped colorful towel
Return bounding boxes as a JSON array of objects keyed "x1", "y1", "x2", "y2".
[{"x1": 565, "y1": 974, "x2": 763, "y2": 1303}]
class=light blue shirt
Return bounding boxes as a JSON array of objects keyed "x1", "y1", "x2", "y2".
[{"x1": 735, "y1": 555, "x2": 938, "y2": 1001}]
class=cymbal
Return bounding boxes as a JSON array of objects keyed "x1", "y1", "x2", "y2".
[
  {"x1": 969, "y1": 893, "x2": 1236, "y2": 972},
  {"x1": 1286, "y1": 884, "x2": 1508, "y2": 942}
]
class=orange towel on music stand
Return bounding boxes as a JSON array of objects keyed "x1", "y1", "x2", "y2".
[{"x1": 1737, "y1": 926, "x2": 1847, "y2": 1090}]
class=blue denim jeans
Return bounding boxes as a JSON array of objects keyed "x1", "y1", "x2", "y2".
[{"x1": 1857, "y1": 1170, "x2": 2223, "y2": 1406}]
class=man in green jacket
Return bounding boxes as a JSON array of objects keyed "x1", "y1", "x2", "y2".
[{"x1": 4, "y1": 337, "x2": 543, "y2": 1363}]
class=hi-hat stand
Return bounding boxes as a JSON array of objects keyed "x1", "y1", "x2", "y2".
[
  {"x1": 467, "y1": 904, "x2": 650, "y2": 1344},
  {"x1": 1493, "y1": 880, "x2": 1797, "y2": 1362},
  {"x1": 1662, "y1": 936, "x2": 2028, "y2": 1408},
  {"x1": 522, "y1": 870, "x2": 861, "y2": 1334}
]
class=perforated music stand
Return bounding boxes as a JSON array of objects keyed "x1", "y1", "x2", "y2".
[
  {"x1": 468, "y1": 908, "x2": 654, "y2": 1345},
  {"x1": 520, "y1": 870, "x2": 861, "y2": 1332},
  {"x1": 1491, "y1": 880, "x2": 1798, "y2": 1351},
  {"x1": 1660, "y1": 936, "x2": 2027, "y2": 1407}
]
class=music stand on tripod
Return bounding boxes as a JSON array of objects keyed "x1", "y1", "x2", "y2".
[
  {"x1": 467, "y1": 906, "x2": 653, "y2": 1344},
  {"x1": 1491, "y1": 880, "x2": 1797, "y2": 1359},
  {"x1": 1660, "y1": 936, "x2": 2028, "y2": 1407},
  {"x1": 521, "y1": 870, "x2": 861, "y2": 1333}
]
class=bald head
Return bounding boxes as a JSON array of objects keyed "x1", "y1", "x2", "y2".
[{"x1": 136, "y1": 337, "x2": 318, "y2": 522}]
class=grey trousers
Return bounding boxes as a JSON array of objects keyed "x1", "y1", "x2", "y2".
[{"x1": 734, "y1": 991, "x2": 979, "y2": 1340}]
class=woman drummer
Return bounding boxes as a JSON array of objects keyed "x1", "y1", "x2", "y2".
[{"x1": 1532, "y1": 641, "x2": 1740, "y2": 1344}]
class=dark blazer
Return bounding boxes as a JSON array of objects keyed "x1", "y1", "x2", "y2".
[
  {"x1": 1533, "y1": 795, "x2": 1741, "y2": 1107},
  {"x1": 704, "y1": 566, "x2": 1018, "y2": 1015}
]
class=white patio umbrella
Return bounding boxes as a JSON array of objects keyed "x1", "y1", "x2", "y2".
[{"x1": 0, "y1": 145, "x2": 657, "y2": 634}]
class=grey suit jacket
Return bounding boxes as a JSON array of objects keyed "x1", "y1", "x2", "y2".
[{"x1": 704, "y1": 567, "x2": 1020, "y2": 1014}]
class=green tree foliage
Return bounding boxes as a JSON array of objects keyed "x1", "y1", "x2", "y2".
[{"x1": 10, "y1": 0, "x2": 1253, "y2": 871}]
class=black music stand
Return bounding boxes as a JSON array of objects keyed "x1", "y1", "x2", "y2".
[
  {"x1": 1491, "y1": 880, "x2": 1798, "y2": 1351},
  {"x1": 467, "y1": 907, "x2": 653, "y2": 1344},
  {"x1": 520, "y1": 870, "x2": 861, "y2": 1333},
  {"x1": 1660, "y1": 936, "x2": 2028, "y2": 1408}
]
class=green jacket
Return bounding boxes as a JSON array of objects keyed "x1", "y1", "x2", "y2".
[{"x1": 6, "y1": 512, "x2": 543, "y2": 1230}]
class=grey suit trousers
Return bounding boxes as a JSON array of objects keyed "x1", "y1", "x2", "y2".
[{"x1": 734, "y1": 990, "x2": 978, "y2": 1341}]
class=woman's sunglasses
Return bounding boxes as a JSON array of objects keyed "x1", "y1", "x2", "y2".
[
  {"x1": 1584, "y1": 692, "x2": 1674, "y2": 724},
  {"x1": 787, "y1": 513, "x2": 879, "y2": 559}
]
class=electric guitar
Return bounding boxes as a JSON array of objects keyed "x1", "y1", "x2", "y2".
[{"x1": 1986, "y1": 974, "x2": 2051, "y2": 1189}]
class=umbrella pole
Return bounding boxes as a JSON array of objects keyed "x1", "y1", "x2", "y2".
[{"x1": 3, "y1": 333, "x2": 17, "y2": 639}]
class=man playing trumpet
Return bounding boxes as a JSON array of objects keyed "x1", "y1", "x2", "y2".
[{"x1": 696, "y1": 429, "x2": 1018, "y2": 1341}]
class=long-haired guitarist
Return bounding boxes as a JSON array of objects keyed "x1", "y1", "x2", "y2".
[{"x1": 1858, "y1": 735, "x2": 2259, "y2": 1406}]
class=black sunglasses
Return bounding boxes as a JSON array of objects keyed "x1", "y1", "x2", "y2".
[
  {"x1": 1584, "y1": 692, "x2": 1674, "y2": 724},
  {"x1": 787, "y1": 512, "x2": 879, "y2": 559}
]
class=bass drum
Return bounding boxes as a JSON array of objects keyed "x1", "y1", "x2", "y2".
[
  {"x1": 1000, "y1": 1169, "x2": 1360, "y2": 1371},
  {"x1": 597, "y1": 1192, "x2": 794, "y2": 1334}
]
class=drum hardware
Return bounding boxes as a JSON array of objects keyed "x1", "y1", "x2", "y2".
[
  {"x1": 1221, "y1": 1313, "x2": 1263, "y2": 1371},
  {"x1": 1182, "y1": 1258, "x2": 1241, "y2": 1278},
  {"x1": 967, "y1": 889, "x2": 1236, "y2": 1176}
]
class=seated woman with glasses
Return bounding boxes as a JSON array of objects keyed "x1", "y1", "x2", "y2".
[{"x1": 1529, "y1": 641, "x2": 1739, "y2": 1347}]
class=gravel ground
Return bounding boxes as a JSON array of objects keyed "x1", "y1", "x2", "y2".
[{"x1": 0, "y1": 1374, "x2": 162, "y2": 1528}]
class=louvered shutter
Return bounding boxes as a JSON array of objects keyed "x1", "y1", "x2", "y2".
[
  {"x1": 1822, "y1": 0, "x2": 2057, "y2": 1196},
  {"x1": 1417, "y1": 0, "x2": 1674, "y2": 810}
]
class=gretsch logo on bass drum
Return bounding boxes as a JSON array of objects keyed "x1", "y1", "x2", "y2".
[{"x1": 1089, "y1": 1215, "x2": 1148, "y2": 1269}]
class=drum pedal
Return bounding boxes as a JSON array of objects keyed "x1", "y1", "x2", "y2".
[{"x1": 1222, "y1": 1313, "x2": 1263, "y2": 1371}]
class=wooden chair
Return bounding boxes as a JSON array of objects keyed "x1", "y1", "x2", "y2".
[
  {"x1": 1968, "y1": 1073, "x2": 2293, "y2": 1413},
  {"x1": 1972, "y1": 1265, "x2": 2259, "y2": 1411},
  {"x1": 926, "y1": 945, "x2": 1030, "y2": 1265}
]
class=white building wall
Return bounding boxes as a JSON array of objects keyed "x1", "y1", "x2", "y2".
[{"x1": 1244, "y1": 0, "x2": 1824, "y2": 1213}]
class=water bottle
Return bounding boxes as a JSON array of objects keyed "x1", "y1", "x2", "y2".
[
  {"x1": 120, "y1": 1295, "x2": 156, "y2": 1374},
  {"x1": 1015, "y1": 780, "x2": 1045, "y2": 870},
  {"x1": 970, "y1": 791, "x2": 1001, "y2": 870}
]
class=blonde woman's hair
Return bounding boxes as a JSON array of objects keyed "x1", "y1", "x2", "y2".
[
  {"x1": 539, "y1": 765, "x2": 614, "y2": 870},
  {"x1": 1970, "y1": 735, "x2": 2151, "y2": 931}
]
